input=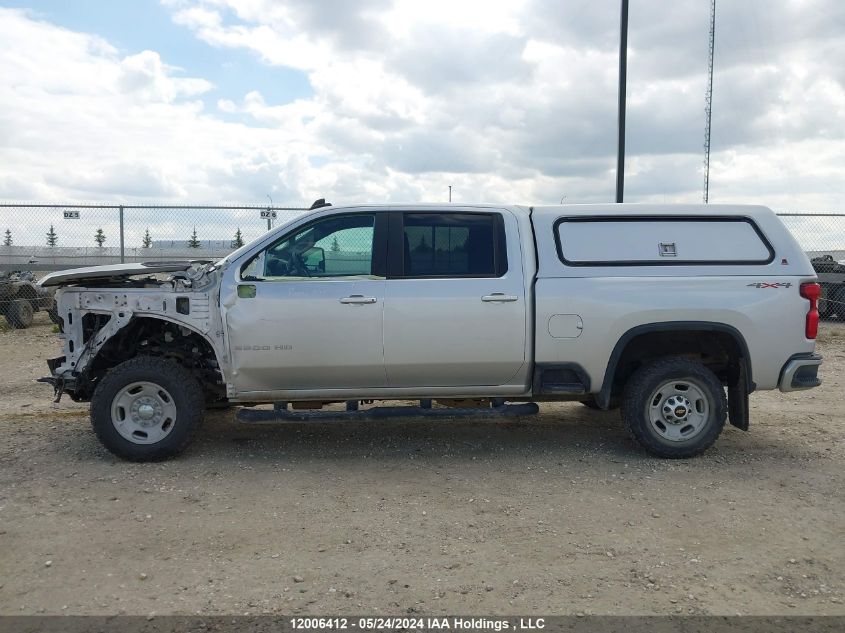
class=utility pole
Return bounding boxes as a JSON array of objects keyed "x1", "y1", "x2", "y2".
[
  {"x1": 615, "y1": 0, "x2": 629, "y2": 203},
  {"x1": 703, "y1": 0, "x2": 717, "y2": 203},
  {"x1": 448, "y1": 185, "x2": 452, "y2": 202}
]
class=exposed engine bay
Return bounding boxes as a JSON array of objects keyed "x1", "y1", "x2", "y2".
[{"x1": 38, "y1": 261, "x2": 229, "y2": 404}]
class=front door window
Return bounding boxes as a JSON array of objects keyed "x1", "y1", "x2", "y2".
[{"x1": 242, "y1": 214, "x2": 375, "y2": 280}]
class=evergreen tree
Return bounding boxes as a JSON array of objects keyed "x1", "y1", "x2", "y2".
[
  {"x1": 414, "y1": 233, "x2": 431, "y2": 252},
  {"x1": 46, "y1": 224, "x2": 58, "y2": 247},
  {"x1": 3, "y1": 229, "x2": 11, "y2": 247},
  {"x1": 231, "y1": 227, "x2": 244, "y2": 249},
  {"x1": 94, "y1": 228, "x2": 106, "y2": 247},
  {"x1": 142, "y1": 228, "x2": 152, "y2": 249},
  {"x1": 187, "y1": 227, "x2": 201, "y2": 248},
  {"x1": 330, "y1": 236, "x2": 341, "y2": 252}
]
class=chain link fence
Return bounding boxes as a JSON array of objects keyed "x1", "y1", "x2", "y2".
[
  {"x1": 778, "y1": 213, "x2": 845, "y2": 320},
  {"x1": 0, "y1": 204, "x2": 309, "y2": 272},
  {"x1": 1, "y1": 205, "x2": 844, "y2": 307}
]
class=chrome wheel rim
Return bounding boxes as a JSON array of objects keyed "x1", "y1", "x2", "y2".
[
  {"x1": 646, "y1": 379, "x2": 710, "y2": 442},
  {"x1": 111, "y1": 381, "x2": 177, "y2": 444}
]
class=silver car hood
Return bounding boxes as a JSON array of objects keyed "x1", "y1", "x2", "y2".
[{"x1": 39, "y1": 261, "x2": 210, "y2": 287}]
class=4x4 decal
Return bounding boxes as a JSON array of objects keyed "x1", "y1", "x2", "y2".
[{"x1": 747, "y1": 282, "x2": 793, "y2": 289}]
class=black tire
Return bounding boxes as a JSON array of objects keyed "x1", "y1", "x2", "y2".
[
  {"x1": 621, "y1": 357, "x2": 726, "y2": 458},
  {"x1": 5, "y1": 299, "x2": 34, "y2": 328},
  {"x1": 819, "y1": 284, "x2": 835, "y2": 319},
  {"x1": 833, "y1": 286, "x2": 845, "y2": 321},
  {"x1": 90, "y1": 357, "x2": 204, "y2": 461},
  {"x1": 47, "y1": 301, "x2": 62, "y2": 325}
]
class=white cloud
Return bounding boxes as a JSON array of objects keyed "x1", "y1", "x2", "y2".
[
  {"x1": 1, "y1": 0, "x2": 845, "y2": 227},
  {"x1": 117, "y1": 50, "x2": 213, "y2": 102}
]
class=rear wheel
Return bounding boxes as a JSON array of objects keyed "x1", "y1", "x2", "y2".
[
  {"x1": 90, "y1": 357, "x2": 204, "y2": 461},
  {"x1": 5, "y1": 299, "x2": 34, "y2": 328},
  {"x1": 621, "y1": 357, "x2": 726, "y2": 458}
]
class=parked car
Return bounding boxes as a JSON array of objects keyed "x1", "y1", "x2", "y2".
[
  {"x1": 1, "y1": 271, "x2": 59, "y2": 328},
  {"x1": 39, "y1": 203, "x2": 822, "y2": 461}
]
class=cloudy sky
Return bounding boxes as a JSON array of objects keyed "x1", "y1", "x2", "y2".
[{"x1": 1, "y1": 0, "x2": 844, "y2": 214}]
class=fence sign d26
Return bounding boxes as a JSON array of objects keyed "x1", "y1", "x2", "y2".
[
  {"x1": 260, "y1": 210, "x2": 277, "y2": 220},
  {"x1": 63, "y1": 210, "x2": 81, "y2": 219}
]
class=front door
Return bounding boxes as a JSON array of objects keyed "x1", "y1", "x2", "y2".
[
  {"x1": 225, "y1": 212, "x2": 388, "y2": 394},
  {"x1": 383, "y1": 210, "x2": 527, "y2": 387}
]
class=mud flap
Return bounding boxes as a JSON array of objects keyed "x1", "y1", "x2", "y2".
[{"x1": 728, "y1": 359, "x2": 750, "y2": 431}]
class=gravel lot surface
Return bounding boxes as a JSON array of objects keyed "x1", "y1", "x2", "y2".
[{"x1": 1, "y1": 314, "x2": 843, "y2": 616}]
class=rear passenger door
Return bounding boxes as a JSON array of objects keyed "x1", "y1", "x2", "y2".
[{"x1": 382, "y1": 210, "x2": 526, "y2": 387}]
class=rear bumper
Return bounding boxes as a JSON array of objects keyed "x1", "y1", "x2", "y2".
[{"x1": 778, "y1": 353, "x2": 822, "y2": 392}]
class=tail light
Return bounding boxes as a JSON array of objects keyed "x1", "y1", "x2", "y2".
[{"x1": 800, "y1": 282, "x2": 821, "y2": 339}]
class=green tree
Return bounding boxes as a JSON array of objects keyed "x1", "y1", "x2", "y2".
[
  {"x1": 187, "y1": 227, "x2": 201, "y2": 248},
  {"x1": 231, "y1": 227, "x2": 244, "y2": 249},
  {"x1": 94, "y1": 227, "x2": 106, "y2": 247},
  {"x1": 330, "y1": 236, "x2": 341, "y2": 252},
  {"x1": 3, "y1": 229, "x2": 11, "y2": 247},
  {"x1": 46, "y1": 224, "x2": 58, "y2": 247},
  {"x1": 142, "y1": 228, "x2": 152, "y2": 249}
]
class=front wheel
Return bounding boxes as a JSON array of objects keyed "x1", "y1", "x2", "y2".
[
  {"x1": 621, "y1": 358, "x2": 726, "y2": 458},
  {"x1": 90, "y1": 357, "x2": 204, "y2": 461}
]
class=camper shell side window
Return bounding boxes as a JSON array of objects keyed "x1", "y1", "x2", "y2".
[{"x1": 554, "y1": 215, "x2": 775, "y2": 267}]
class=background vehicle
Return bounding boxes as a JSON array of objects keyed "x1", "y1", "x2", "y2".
[
  {"x1": 811, "y1": 255, "x2": 845, "y2": 320},
  {"x1": 1, "y1": 271, "x2": 58, "y2": 328},
  {"x1": 39, "y1": 203, "x2": 822, "y2": 461}
]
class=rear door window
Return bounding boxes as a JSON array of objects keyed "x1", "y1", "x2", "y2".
[{"x1": 399, "y1": 213, "x2": 506, "y2": 277}]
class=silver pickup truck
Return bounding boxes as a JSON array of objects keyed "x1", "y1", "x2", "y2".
[{"x1": 40, "y1": 203, "x2": 823, "y2": 461}]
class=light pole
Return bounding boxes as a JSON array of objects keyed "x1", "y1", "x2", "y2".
[{"x1": 616, "y1": 0, "x2": 629, "y2": 203}]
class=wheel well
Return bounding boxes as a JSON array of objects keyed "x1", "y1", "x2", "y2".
[
  {"x1": 603, "y1": 325, "x2": 750, "y2": 405},
  {"x1": 80, "y1": 317, "x2": 225, "y2": 403}
]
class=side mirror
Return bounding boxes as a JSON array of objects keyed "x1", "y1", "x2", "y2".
[{"x1": 302, "y1": 246, "x2": 326, "y2": 273}]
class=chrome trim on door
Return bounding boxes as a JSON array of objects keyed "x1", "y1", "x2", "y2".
[
  {"x1": 340, "y1": 295, "x2": 377, "y2": 305},
  {"x1": 481, "y1": 293, "x2": 518, "y2": 302}
]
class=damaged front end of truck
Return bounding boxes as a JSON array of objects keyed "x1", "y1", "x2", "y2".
[{"x1": 38, "y1": 261, "x2": 229, "y2": 406}]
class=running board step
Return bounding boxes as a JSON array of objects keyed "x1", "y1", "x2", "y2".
[
  {"x1": 237, "y1": 401, "x2": 539, "y2": 423},
  {"x1": 540, "y1": 382, "x2": 586, "y2": 394}
]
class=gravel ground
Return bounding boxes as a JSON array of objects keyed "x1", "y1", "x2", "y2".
[{"x1": 0, "y1": 313, "x2": 843, "y2": 616}]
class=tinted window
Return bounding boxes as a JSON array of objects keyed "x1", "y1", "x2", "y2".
[
  {"x1": 242, "y1": 214, "x2": 375, "y2": 280},
  {"x1": 402, "y1": 213, "x2": 501, "y2": 277}
]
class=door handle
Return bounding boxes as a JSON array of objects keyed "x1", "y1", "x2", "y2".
[
  {"x1": 481, "y1": 293, "x2": 518, "y2": 302},
  {"x1": 339, "y1": 295, "x2": 377, "y2": 305}
]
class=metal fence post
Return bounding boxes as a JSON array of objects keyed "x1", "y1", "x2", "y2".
[{"x1": 119, "y1": 205, "x2": 125, "y2": 264}]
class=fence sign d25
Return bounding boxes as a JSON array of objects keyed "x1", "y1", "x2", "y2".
[
  {"x1": 260, "y1": 210, "x2": 277, "y2": 220},
  {"x1": 63, "y1": 210, "x2": 81, "y2": 219}
]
